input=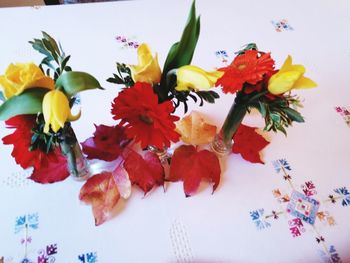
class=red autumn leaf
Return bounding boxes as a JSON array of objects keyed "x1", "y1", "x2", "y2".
[
  {"x1": 3, "y1": 115, "x2": 70, "y2": 183},
  {"x1": 79, "y1": 165, "x2": 131, "y2": 225},
  {"x1": 29, "y1": 149, "x2": 70, "y2": 184},
  {"x1": 123, "y1": 150, "x2": 164, "y2": 195},
  {"x1": 168, "y1": 145, "x2": 221, "y2": 197},
  {"x1": 81, "y1": 124, "x2": 129, "y2": 161},
  {"x1": 79, "y1": 172, "x2": 121, "y2": 226},
  {"x1": 232, "y1": 124, "x2": 269, "y2": 164}
]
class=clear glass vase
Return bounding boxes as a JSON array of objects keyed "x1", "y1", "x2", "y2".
[
  {"x1": 60, "y1": 124, "x2": 90, "y2": 181},
  {"x1": 210, "y1": 101, "x2": 247, "y2": 157},
  {"x1": 147, "y1": 145, "x2": 171, "y2": 164}
]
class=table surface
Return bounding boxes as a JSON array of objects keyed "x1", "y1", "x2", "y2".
[{"x1": 0, "y1": 0, "x2": 350, "y2": 262}]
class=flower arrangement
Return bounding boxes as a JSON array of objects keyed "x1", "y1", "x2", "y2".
[
  {"x1": 0, "y1": 32, "x2": 101, "y2": 183},
  {"x1": 0, "y1": 1, "x2": 316, "y2": 226},
  {"x1": 211, "y1": 46, "x2": 317, "y2": 154}
]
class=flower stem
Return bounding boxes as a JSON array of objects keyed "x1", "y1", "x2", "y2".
[
  {"x1": 221, "y1": 101, "x2": 247, "y2": 145},
  {"x1": 60, "y1": 124, "x2": 79, "y2": 177}
]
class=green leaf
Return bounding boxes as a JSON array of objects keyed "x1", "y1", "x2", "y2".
[
  {"x1": 258, "y1": 101, "x2": 267, "y2": 117},
  {"x1": 56, "y1": 71, "x2": 102, "y2": 97},
  {"x1": 162, "y1": 0, "x2": 200, "y2": 77},
  {"x1": 60, "y1": 55, "x2": 71, "y2": 70},
  {"x1": 42, "y1": 38, "x2": 59, "y2": 63},
  {"x1": 283, "y1": 107, "x2": 305, "y2": 123},
  {"x1": 42, "y1": 31, "x2": 61, "y2": 56},
  {"x1": 30, "y1": 39, "x2": 53, "y2": 60},
  {"x1": 270, "y1": 113, "x2": 281, "y2": 123},
  {"x1": 0, "y1": 88, "x2": 49, "y2": 121},
  {"x1": 0, "y1": 91, "x2": 5, "y2": 102}
]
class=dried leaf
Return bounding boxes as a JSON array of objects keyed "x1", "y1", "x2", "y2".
[
  {"x1": 79, "y1": 172, "x2": 120, "y2": 226},
  {"x1": 112, "y1": 166, "x2": 131, "y2": 199},
  {"x1": 232, "y1": 124, "x2": 269, "y2": 164},
  {"x1": 123, "y1": 151, "x2": 164, "y2": 195},
  {"x1": 176, "y1": 111, "x2": 217, "y2": 145},
  {"x1": 29, "y1": 149, "x2": 70, "y2": 184},
  {"x1": 169, "y1": 145, "x2": 221, "y2": 197}
]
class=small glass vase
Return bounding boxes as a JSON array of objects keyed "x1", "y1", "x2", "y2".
[
  {"x1": 210, "y1": 100, "x2": 247, "y2": 156},
  {"x1": 147, "y1": 145, "x2": 171, "y2": 164},
  {"x1": 60, "y1": 124, "x2": 90, "y2": 181}
]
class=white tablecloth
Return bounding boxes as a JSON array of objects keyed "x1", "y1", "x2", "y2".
[{"x1": 0, "y1": 0, "x2": 350, "y2": 262}]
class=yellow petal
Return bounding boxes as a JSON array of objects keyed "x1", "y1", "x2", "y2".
[
  {"x1": 130, "y1": 43, "x2": 161, "y2": 85},
  {"x1": 268, "y1": 71, "x2": 302, "y2": 95},
  {"x1": 42, "y1": 90, "x2": 53, "y2": 124},
  {"x1": 293, "y1": 76, "x2": 317, "y2": 89},
  {"x1": 52, "y1": 90, "x2": 69, "y2": 128},
  {"x1": 0, "y1": 62, "x2": 54, "y2": 99},
  {"x1": 68, "y1": 109, "x2": 81, "y2": 121},
  {"x1": 175, "y1": 65, "x2": 221, "y2": 92}
]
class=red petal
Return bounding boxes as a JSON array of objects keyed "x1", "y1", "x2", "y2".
[
  {"x1": 81, "y1": 124, "x2": 128, "y2": 161},
  {"x1": 79, "y1": 172, "x2": 120, "y2": 226},
  {"x1": 232, "y1": 124, "x2": 270, "y2": 164},
  {"x1": 169, "y1": 145, "x2": 221, "y2": 197},
  {"x1": 29, "y1": 149, "x2": 70, "y2": 184},
  {"x1": 123, "y1": 151, "x2": 164, "y2": 195}
]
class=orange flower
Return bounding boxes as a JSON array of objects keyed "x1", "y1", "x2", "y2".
[{"x1": 216, "y1": 50, "x2": 275, "y2": 94}]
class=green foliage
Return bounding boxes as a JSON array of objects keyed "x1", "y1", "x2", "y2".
[
  {"x1": 107, "y1": 63, "x2": 134, "y2": 87},
  {"x1": 250, "y1": 93, "x2": 304, "y2": 135},
  {"x1": 0, "y1": 88, "x2": 49, "y2": 121},
  {"x1": 29, "y1": 31, "x2": 72, "y2": 81},
  {"x1": 0, "y1": 91, "x2": 5, "y2": 102},
  {"x1": 162, "y1": 0, "x2": 200, "y2": 78},
  {"x1": 56, "y1": 71, "x2": 103, "y2": 97},
  {"x1": 235, "y1": 43, "x2": 258, "y2": 55},
  {"x1": 30, "y1": 114, "x2": 60, "y2": 153}
]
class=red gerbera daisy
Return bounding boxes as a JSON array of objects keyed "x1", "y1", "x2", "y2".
[
  {"x1": 3, "y1": 115, "x2": 51, "y2": 169},
  {"x1": 216, "y1": 50, "x2": 275, "y2": 94},
  {"x1": 111, "y1": 82, "x2": 180, "y2": 149},
  {"x1": 2, "y1": 115, "x2": 69, "y2": 183}
]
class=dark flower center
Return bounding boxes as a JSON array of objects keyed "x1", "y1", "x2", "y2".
[{"x1": 139, "y1": 114, "x2": 154, "y2": 125}]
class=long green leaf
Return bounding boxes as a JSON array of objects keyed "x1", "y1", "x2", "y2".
[
  {"x1": 0, "y1": 91, "x2": 5, "y2": 102},
  {"x1": 162, "y1": 0, "x2": 200, "y2": 77},
  {"x1": 56, "y1": 71, "x2": 102, "y2": 97},
  {"x1": 0, "y1": 88, "x2": 49, "y2": 120},
  {"x1": 284, "y1": 108, "x2": 305, "y2": 123}
]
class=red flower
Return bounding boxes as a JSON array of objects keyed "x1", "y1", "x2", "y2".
[
  {"x1": 82, "y1": 124, "x2": 129, "y2": 161},
  {"x1": 3, "y1": 115, "x2": 51, "y2": 169},
  {"x1": 216, "y1": 50, "x2": 275, "y2": 94},
  {"x1": 111, "y1": 82, "x2": 180, "y2": 149},
  {"x1": 2, "y1": 115, "x2": 69, "y2": 183}
]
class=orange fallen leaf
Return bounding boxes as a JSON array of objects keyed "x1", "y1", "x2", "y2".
[
  {"x1": 79, "y1": 166, "x2": 131, "y2": 226},
  {"x1": 176, "y1": 111, "x2": 217, "y2": 145}
]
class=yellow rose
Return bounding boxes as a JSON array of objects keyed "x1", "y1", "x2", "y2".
[
  {"x1": 0, "y1": 63, "x2": 54, "y2": 99},
  {"x1": 175, "y1": 65, "x2": 223, "y2": 92},
  {"x1": 130, "y1": 43, "x2": 162, "y2": 85},
  {"x1": 43, "y1": 90, "x2": 80, "y2": 133},
  {"x1": 268, "y1": 55, "x2": 317, "y2": 95}
]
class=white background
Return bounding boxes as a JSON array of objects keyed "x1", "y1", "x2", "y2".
[{"x1": 0, "y1": 0, "x2": 349, "y2": 262}]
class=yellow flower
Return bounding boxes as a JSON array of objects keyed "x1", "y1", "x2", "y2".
[
  {"x1": 0, "y1": 63, "x2": 54, "y2": 99},
  {"x1": 268, "y1": 55, "x2": 317, "y2": 95},
  {"x1": 175, "y1": 65, "x2": 223, "y2": 92},
  {"x1": 130, "y1": 43, "x2": 161, "y2": 85},
  {"x1": 43, "y1": 90, "x2": 80, "y2": 133}
]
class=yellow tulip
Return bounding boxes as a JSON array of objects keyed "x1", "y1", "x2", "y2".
[
  {"x1": 0, "y1": 63, "x2": 54, "y2": 99},
  {"x1": 130, "y1": 43, "x2": 161, "y2": 85},
  {"x1": 43, "y1": 90, "x2": 80, "y2": 133},
  {"x1": 268, "y1": 55, "x2": 317, "y2": 95},
  {"x1": 175, "y1": 65, "x2": 223, "y2": 92}
]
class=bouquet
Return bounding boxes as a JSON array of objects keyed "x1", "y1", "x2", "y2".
[{"x1": 0, "y1": 32, "x2": 101, "y2": 183}]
